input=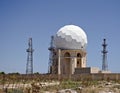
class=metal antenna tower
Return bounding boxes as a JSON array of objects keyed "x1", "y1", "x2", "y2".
[
  {"x1": 102, "y1": 38, "x2": 108, "y2": 71},
  {"x1": 48, "y1": 36, "x2": 55, "y2": 73},
  {"x1": 26, "y1": 38, "x2": 34, "y2": 74}
]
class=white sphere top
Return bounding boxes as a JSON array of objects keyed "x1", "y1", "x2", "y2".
[{"x1": 54, "y1": 25, "x2": 87, "y2": 49}]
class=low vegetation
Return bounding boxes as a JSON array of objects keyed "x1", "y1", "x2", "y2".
[{"x1": 0, "y1": 73, "x2": 120, "y2": 93}]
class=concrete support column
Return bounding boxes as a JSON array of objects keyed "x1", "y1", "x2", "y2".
[
  {"x1": 74, "y1": 57, "x2": 77, "y2": 68},
  {"x1": 58, "y1": 49, "x2": 61, "y2": 75},
  {"x1": 71, "y1": 57, "x2": 77, "y2": 74},
  {"x1": 80, "y1": 56, "x2": 86, "y2": 68}
]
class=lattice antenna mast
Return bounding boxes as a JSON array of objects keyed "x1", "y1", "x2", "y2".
[
  {"x1": 102, "y1": 38, "x2": 108, "y2": 71},
  {"x1": 26, "y1": 38, "x2": 34, "y2": 74},
  {"x1": 48, "y1": 36, "x2": 55, "y2": 73}
]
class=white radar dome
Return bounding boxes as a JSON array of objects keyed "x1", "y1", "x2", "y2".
[{"x1": 54, "y1": 25, "x2": 87, "y2": 49}]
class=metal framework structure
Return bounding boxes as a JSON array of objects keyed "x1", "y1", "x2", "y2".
[
  {"x1": 102, "y1": 38, "x2": 108, "y2": 71},
  {"x1": 26, "y1": 38, "x2": 34, "y2": 74},
  {"x1": 48, "y1": 36, "x2": 56, "y2": 74}
]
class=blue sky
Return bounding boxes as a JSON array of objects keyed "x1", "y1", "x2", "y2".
[{"x1": 0, "y1": 0, "x2": 120, "y2": 74}]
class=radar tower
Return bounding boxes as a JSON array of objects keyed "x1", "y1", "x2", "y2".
[
  {"x1": 102, "y1": 38, "x2": 108, "y2": 71},
  {"x1": 26, "y1": 38, "x2": 34, "y2": 74},
  {"x1": 48, "y1": 36, "x2": 55, "y2": 73}
]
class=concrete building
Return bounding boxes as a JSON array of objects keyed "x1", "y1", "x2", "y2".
[
  {"x1": 49, "y1": 25, "x2": 106, "y2": 75},
  {"x1": 53, "y1": 49, "x2": 87, "y2": 75}
]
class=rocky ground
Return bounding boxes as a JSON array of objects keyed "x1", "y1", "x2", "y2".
[
  {"x1": 45, "y1": 82, "x2": 120, "y2": 93},
  {"x1": 0, "y1": 81, "x2": 120, "y2": 93}
]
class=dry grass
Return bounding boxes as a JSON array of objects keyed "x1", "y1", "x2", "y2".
[{"x1": 0, "y1": 74, "x2": 120, "y2": 93}]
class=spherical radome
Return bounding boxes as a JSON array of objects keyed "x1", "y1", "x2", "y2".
[{"x1": 54, "y1": 25, "x2": 88, "y2": 49}]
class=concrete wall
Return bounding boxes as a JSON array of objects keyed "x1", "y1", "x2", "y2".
[
  {"x1": 1, "y1": 73, "x2": 120, "y2": 81},
  {"x1": 71, "y1": 73, "x2": 120, "y2": 81},
  {"x1": 74, "y1": 67, "x2": 100, "y2": 74}
]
